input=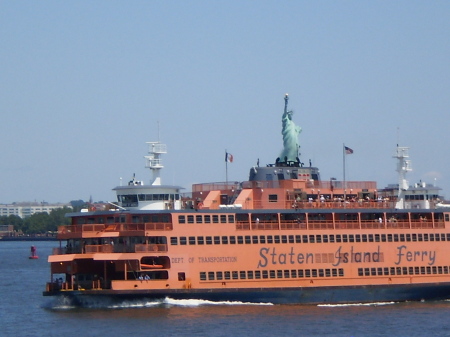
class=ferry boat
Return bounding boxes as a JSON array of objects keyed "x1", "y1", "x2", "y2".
[{"x1": 43, "y1": 95, "x2": 450, "y2": 305}]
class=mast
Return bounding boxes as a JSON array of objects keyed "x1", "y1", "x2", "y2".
[
  {"x1": 393, "y1": 146, "x2": 412, "y2": 209},
  {"x1": 144, "y1": 141, "x2": 167, "y2": 185}
]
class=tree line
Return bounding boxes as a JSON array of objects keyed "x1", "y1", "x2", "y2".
[{"x1": 0, "y1": 201, "x2": 87, "y2": 235}]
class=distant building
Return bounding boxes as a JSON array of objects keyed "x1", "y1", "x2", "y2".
[{"x1": 0, "y1": 202, "x2": 71, "y2": 219}]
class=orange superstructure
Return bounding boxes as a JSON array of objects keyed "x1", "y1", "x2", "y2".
[{"x1": 43, "y1": 95, "x2": 450, "y2": 305}]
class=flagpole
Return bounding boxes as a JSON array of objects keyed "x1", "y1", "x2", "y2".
[
  {"x1": 343, "y1": 143, "x2": 346, "y2": 203},
  {"x1": 225, "y1": 149, "x2": 228, "y2": 185}
]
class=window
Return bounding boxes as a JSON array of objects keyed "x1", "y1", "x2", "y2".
[
  {"x1": 170, "y1": 237, "x2": 178, "y2": 245},
  {"x1": 268, "y1": 194, "x2": 278, "y2": 202},
  {"x1": 197, "y1": 236, "x2": 204, "y2": 245},
  {"x1": 196, "y1": 215, "x2": 203, "y2": 223},
  {"x1": 214, "y1": 236, "x2": 220, "y2": 244},
  {"x1": 187, "y1": 215, "x2": 194, "y2": 224},
  {"x1": 222, "y1": 236, "x2": 228, "y2": 244},
  {"x1": 180, "y1": 237, "x2": 187, "y2": 245},
  {"x1": 204, "y1": 215, "x2": 211, "y2": 223},
  {"x1": 206, "y1": 236, "x2": 212, "y2": 245},
  {"x1": 189, "y1": 236, "x2": 196, "y2": 245},
  {"x1": 220, "y1": 215, "x2": 227, "y2": 223}
]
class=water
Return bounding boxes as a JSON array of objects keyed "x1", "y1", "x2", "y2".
[{"x1": 2, "y1": 241, "x2": 450, "y2": 337}]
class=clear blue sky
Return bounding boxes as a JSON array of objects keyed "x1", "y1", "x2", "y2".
[{"x1": 1, "y1": 1, "x2": 449, "y2": 203}]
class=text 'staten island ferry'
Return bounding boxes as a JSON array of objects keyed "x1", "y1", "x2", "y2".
[{"x1": 44, "y1": 94, "x2": 450, "y2": 305}]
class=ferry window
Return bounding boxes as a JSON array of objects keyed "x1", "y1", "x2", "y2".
[
  {"x1": 412, "y1": 234, "x2": 417, "y2": 242},
  {"x1": 349, "y1": 235, "x2": 355, "y2": 243},
  {"x1": 267, "y1": 236, "x2": 273, "y2": 244},
  {"x1": 213, "y1": 215, "x2": 219, "y2": 223},
  {"x1": 232, "y1": 271, "x2": 238, "y2": 280},
  {"x1": 247, "y1": 271, "x2": 254, "y2": 279},
  {"x1": 151, "y1": 215, "x2": 160, "y2": 223},
  {"x1": 228, "y1": 215, "x2": 235, "y2": 223},
  {"x1": 230, "y1": 236, "x2": 236, "y2": 244},
  {"x1": 259, "y1": 236, "x2": 266, "y2": 244},
  {"x1": 245, "y1": 236, "x2": 251, "y2": 244},
  {"x1": 288, "y1": 235, "x2": 295, "y2": 243},
  {"x1": 424, "y1": 234, "x2": 429, "y2": 242},
  {"x1": 338, "y1": 269, "x2": 344, "y2": 277},
  {"x1": 252, "y1": 236, "x2": 258, "y2": 244},
  {"x1": 325, "y1": 269, "x2": 331, "y2": 277},
  {"x1": 220, "y1": 215, "x2": 227, "y2": 223},
  {"x1": 204, "y1": 215, "x2": 211, "y2": 223},
  {"x1": 178, "y1": 215, "x2": 186, "y2": 224},
  {"x1": 336, "y1": 235, "x2": 341, "y2": 243},
  {"x1": 434, "y1": 234, "x2": 439, "y2": 242},
  {"x1": 364, "y1": 268, "x2": 370, "y2": 276},
  {"x1": 274, "y1": 236, "x2": 280, "y2": 244},
  {"x1": 432, "y1": 266, "x2": 437, "y2": 274},
  {"x1": 332, "y1": 269, "x2": 337, "y2": 277},
  {"x1": 162, "y1": 215, "x2": 170, "y2": 223},
  {"x1": 447, "y1": 234, "x2": 450, "y2": 241},
  {"x1": 438, "y1": 267, "x2": 443, "y2": 274},
  {"x1": 216, "y1": 272, "x2": 223, "y2": 280},
  {"x1": 277, "y1": 270, "x2": 283, "y2": 278},
  {"x1": 197, "y1": 236, "x2": 204, "y2": 245},
  {"x1": 206, "y1": 236, "x2": 212, "y2": 245},
  {"x1": 196, "y1": 215, "x2": 203, "y2": 223},
  {"x1": 199, "y1": 272, "x2": 206, "y2": 281},
  {"x1": 393, "y1": 234, "x2": 399, "y2": 242},
  {"x1": 316, "y1": 235, "x2": 322, "y2": 243},
  {"x1": 189, "y1": 237, "x2": 196, "y2": 245},
  {"x1": 291, "y1": 270, "x2": 297, "y2": 278},
  {"x1": 298, "y1": 270, "x2": 304, "y2": 278},
  {"x1": 262, "y1": 271, "x2": 269, "y2": 279},
  {"x1": 426, "y1": 267, "x2": 431, "y2": 274},
  {"x1": 208, "y1": 272, "x2": 215, "y2": 280},
  {"x1": 180, "y1": 237, "x2": 187, "y2": 245},
  {"x1": 399, "y1": 234, "x2": 405, "y2": 242},
  {"x1": 312, "y1": 269, "x2": 318, "y2": 277},
  {"x1": 406, "y1": 234, "x2": 411, "y2": 242},
  {"x1": 414, "y1": 267, "x2": 420, "y2": 275},
  {"x1": 221, "y1": 236, "x2": 228, "y2": 244},
  {"x1": 329, "y1": 235, "x2": 335, "y2": 243},
  {"x1": 309, "y1": 235, "x2": 315, "y2": 243},
  {"x1": 381, "y1": 234, "x2": 386, "y2": 242},
  {"x1": 355, "y1": 235, "x2": 361, "y2": 243},
  {"x1": 362, "y1": 235, "x2": 367, "y2": 243},
  {"x1": 305, "y1": 270, "x2": 311, "y2": 278},
  {"x1": 270, "y1": 270, "x2": 276, "y2": 279},
  {"x1": 342, "y1": 235, "x2": 348, "y2": 243},
  {"x1": 170, "y1": 237, "x2": 178, "y2": 245},
  {"x1": 240, "y1": 271, "x2": 246, "y2": 279},
  {"x1": 323, "y1": 235, "x2": 328, "y2": 243},
  {"x1": 281, "y1": 235, "x2": 288, "y2": 244},
  {"x1": 268, "y1": 194, "x2": 278, "y2": 202},
  {"x1": 187, "y1": 215, "x2": 194, "y2": 224},
  {"x1": 225, "y1": 272, "x2": 231, "y2": 280},
  {"x1": 390, "y1": 267, "x2": 396, "y2": 275},
  {"x1": 387, "y1": 234, "x2": 393, "y2": 242},
  {"x1": 255, "y1": 271, "x2": 261, "y2": 279},
  {"x1": 284, "y1": 270, "x2": 290, "y2": 278},
  {"x1": 418, "y1": 234, "x2": 423, "y2": 241},
  {"x1": 446, "y1": 214, "x2": 450, "y2": 222},
  {"x1": 302, "y1": 235, "x2": 308, "y2": 243},
  {"x1": 237, "y1": 236, "x2": 244, "y2": 244},
  {"x1": 214, "y1": 236, "x2": 220, "y2": 244},
  {"x1": 97, "y1": 217, "x2": 104, "y2": 224},
  {"x1": 295, "y1": 235, "x2": 301, "y2": 243},
  {"x1": 441, "y1": 234, "x2": 446, "y2": 241}
]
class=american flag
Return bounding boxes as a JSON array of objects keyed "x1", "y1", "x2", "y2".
[{"x1": 344, "y1": 146, "x2": 354, "y2": 154}]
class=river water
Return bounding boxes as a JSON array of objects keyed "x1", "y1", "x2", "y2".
[{"x1": 2, "y1": 241, "x2": 450, "y2": 337}]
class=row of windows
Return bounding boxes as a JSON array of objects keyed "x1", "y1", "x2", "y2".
[
  {"x1": 171, "y1": 233, "x2": 450, "y2": 246},
  {"x1": 199, "y1": 268, "x2": 345, "y2": 281},
  {"x1": 178, "y1": 214, "x2": 235, "y2": 224},
  {"x1": 358, "y1": 265, "x2": 450, "y2": 277}
]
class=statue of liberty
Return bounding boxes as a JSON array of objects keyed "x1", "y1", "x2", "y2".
[{"x1": 279, "y1": 93, "x2": 301, "y2": 163}]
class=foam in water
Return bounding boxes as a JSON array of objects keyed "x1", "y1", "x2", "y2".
[
  {"x1": 318, "y1": 301, "x2": 396, "y2": 308},
  {"x1": 45, "y1": 296, "x2": 274, "y2": 310}
]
